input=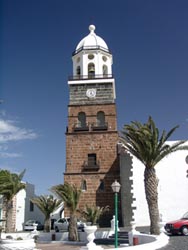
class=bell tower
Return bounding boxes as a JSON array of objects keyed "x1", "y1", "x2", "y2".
[{"x1": 64, "y1": 25, "x2": 120, "y2": 226}]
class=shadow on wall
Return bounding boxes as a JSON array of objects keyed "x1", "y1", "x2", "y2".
[
  {"x1": 95, "y1": 145, "x2": 136, "y2": 228},
  {"x1": 96, "y1": 155, "x2": 121, "y2": 227},
  {"x1": 118, "y1": 144, "x2": 136, "y2": 227}
]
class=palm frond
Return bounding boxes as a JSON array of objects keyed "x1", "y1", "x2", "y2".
[
  {"x1": 51, "y1": 182, "x2": 82, "y2": 213},
  {"x1": 120, "y1": 116, "x2": 188, "y2": 168},
  {"x1": 0, "y1": 169, "x2": 26, "y2": 201},
  {"x1": 81, "y1": 204, "x2": 109, "y2": 225},
  {"x1": 31, "y1": 195, "x2": 62, "y2": 218}
]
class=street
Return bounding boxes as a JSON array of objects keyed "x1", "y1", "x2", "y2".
[
  {"x1": 157, "y1": 234, "x2": 188, "y2": 250},
  {"x1": 36, "y1": 242, "x2": 114, "y2": 250}
]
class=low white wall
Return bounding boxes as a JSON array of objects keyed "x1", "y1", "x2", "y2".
[
  {"x1": 1, "y1": 232, "x2": 32, "y2": 240},
  {"x1": 37, "y1": 232, "x2": 68, "y2": 242},
  {"x1": 37, "y1": 231, "x2": 87, "y2": 243},
  {"x1": 1, "y1": 230, "x2": 169, "y2": 250},
  {"x1": 37, "y1": 230, "x2": 112, "y2": 243},
  {"x1": 105, "y1": 233, "x2": 169, "y2": 250},
  {"x1": 1, "y1": 231, "x2": 87, "y2": 243}
]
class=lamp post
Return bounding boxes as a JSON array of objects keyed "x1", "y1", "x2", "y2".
[{"x1": 111, "y1": 180, "x2": 121, "y2": 248}]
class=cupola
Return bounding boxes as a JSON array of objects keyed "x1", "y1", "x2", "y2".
[{"x1": 71, "y1": 25, "x2": 113, "y2": 79}]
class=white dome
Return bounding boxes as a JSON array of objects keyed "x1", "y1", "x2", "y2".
[{"x1": 75, "y1": 25, "x2": 109, "y2": 51}]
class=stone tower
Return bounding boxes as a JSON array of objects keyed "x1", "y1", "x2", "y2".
[{"x1": 64, "y1": 25, "x2": 120, "y2": 226}]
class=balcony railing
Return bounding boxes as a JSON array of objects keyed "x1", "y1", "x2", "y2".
[
  {"x1": 68, "y1": 74, "x2": 113, "y2": 81},
  {"x1": 73, "y1": 122, "x2": 108, "y2": 132},
  {"x1": 73, "y1": 123, "x2": 89, "y2": 132},
  {"x1": 72, "y1": 45, "x2": 111, "y2": 56},
  {"x1": 82, "y1": 160, "x2": 100, "y2": 171},
  {"x1": 91, "y1": 122, "x2": 108, "y2": 131}
]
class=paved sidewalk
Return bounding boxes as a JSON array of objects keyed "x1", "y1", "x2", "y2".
[
  {"x1": 36, "y1": 243, "x2": 83, "y2": 250},
  {"x1": 35, "y1": 226, "x2": 149, "y2": 250},
  {"x1": 36, "y1": 242, "x2": 114, "y2": 250}
]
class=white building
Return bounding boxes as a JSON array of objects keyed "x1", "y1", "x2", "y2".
[
  {"x1": 120, "y1": 141, "x2": 188, "y2": 226},
  {"x1": 0, "y1": 182, "x2": 44, "y2": 232},
  {"x1": 50, "y1": 202, "x2": 64, "y2": 221}
]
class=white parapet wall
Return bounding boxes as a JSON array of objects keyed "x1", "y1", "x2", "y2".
[
  {"x1": 105, "y1": 233, "x2": 169, "y2": 250},
  {"x1": 1, "y1": 230, "x2": 169, "y2": 250}
]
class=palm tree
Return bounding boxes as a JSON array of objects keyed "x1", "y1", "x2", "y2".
[
  {"x1": 51, "y1": 182, "x2": 82, "y2": 241},
  {"x1": 0, "y1": 169, "x2": 26, "y2": 232},
  {"x1": 81, "y1": 204, "x2": 109, "y2": 225},
  {"x1": 120, "y1": 116, "x2": 188, "y2": 235},
  {"x1": 31, "y1": 195, "x2": 62, "y2": 232}
]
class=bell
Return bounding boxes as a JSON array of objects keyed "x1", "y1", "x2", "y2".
[{"x1": 89, "y1": 66, "x2": 95, "y2": 72}]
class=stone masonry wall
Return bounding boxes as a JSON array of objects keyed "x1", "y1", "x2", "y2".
[
  {"x1": 67, "y1": 103, "x2": 117, "y2": 132},
  {"x1": 64, "y1": 102, "x2": 120, "y2": 225},
  {"x1": 69, "y1": 82, "x2": 114, "y2": 105}
]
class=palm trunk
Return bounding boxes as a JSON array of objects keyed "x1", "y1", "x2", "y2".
[
  {"x1": 144, "y1": 167, "x2": 160, "y2": 235},
  {"x1": 4, "y1": 202, "x2": 9, "y2": 233},
  {"x1": 5, "y1": 201, "x2": 13, "y2": 233},
  {"x1": 68, "y1": 214, "x2": 79, "y2": 241},
  {"x1": 44, "y1": 217, "x2": 51, "y2": 232}
]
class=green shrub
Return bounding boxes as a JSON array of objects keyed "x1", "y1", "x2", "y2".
[
  {"x1": 81, "y1": 204, "x2": 109, "y2": 225},
  {"x1": 16, "y1": 237, "x2": 23, "y2": 240}
]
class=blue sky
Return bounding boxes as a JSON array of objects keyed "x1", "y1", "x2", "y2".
[{"x1": 1, "y1": 0, "x2": 188, "y2": 195}]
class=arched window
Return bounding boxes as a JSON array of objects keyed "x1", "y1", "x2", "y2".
[
  {"x1": 78, "y1": 112, "x2": 86, "y2": 128},
  {"x1": 97, "y1": 111, "x2": 105, "y2": 126},
  {"x1": 30, "y1": 201, "x2": 34, "y2": 211},
  {"x1": 76, "y1": 66, "x2": 81, "y2": 76},
  {"x1": 81, "y1": 180, "x2": 87, "y2": 191},
  {"x1": 99, "y1": 179, "x2": 105, "y2": 191},
  {"x1": 88, "y1": 63, "x2": 95, "y2": 78},
  {"x1": 103, "y1": 65, "x2": 108, "y2": 76}
]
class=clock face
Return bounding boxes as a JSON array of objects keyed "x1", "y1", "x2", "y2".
[{"x1": 86, "y1": 89, "x2": 96, "y2": 98}]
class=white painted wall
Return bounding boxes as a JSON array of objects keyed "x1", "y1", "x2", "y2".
[
  {"x1": 24, "y1": 183, "x2": 44, "y2": 224},
  {"x1": 15, "y1": 182, "x2": 44, "y2": 231},
  {"x1": 50, "y1": 202, "x2": 64, "y2": 220},
  {"x1": 72, "y1": 50, "x2": 112, "y2": 77},
  {"x1": 132, "y1": 141, "x2": 188, "y2": 226},
  {"x1": 15, "y1": 189, "x2": 26, "y2": 231}
]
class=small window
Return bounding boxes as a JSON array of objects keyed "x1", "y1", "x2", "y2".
[
  {"x1": 83, "y1": 153, "x2": 99, "y2": 171},
  {"x1": 30, "y1": 201, "x2": 34, "y2": 212},
  {"x1": 185, "y1": 155, "x2": 188, "y2": 164},
  {"x1": 99, "y1": 180, "x2": 105, "y2": 191},
  {"x1": 88, "y1": 63, "x2": 95, "y2": 78},
  {"x1": 81, "y1": 180, "x2": 87, "y2": 191},
  {"x1": 78, "y1": 112, "x2": 86, "y2": 127},
  {"x1": 102, "y1": 56, "x2": 107, "y2": 62},
  {"x1": 88, "y1": 153, "x2": 96, "y2": 166},
  {"x1": 88, "y1": 54, "x2": 94, "y2": 60},
  {"x1": 103, "y1": 65, "x2": 108, "y2": 75},
  {"x1": 97, "y1": 111, "x2": 105, "y2": 126},
  {"x1": 76, "y1": 66, "x2": 81, "y2": 75}
]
